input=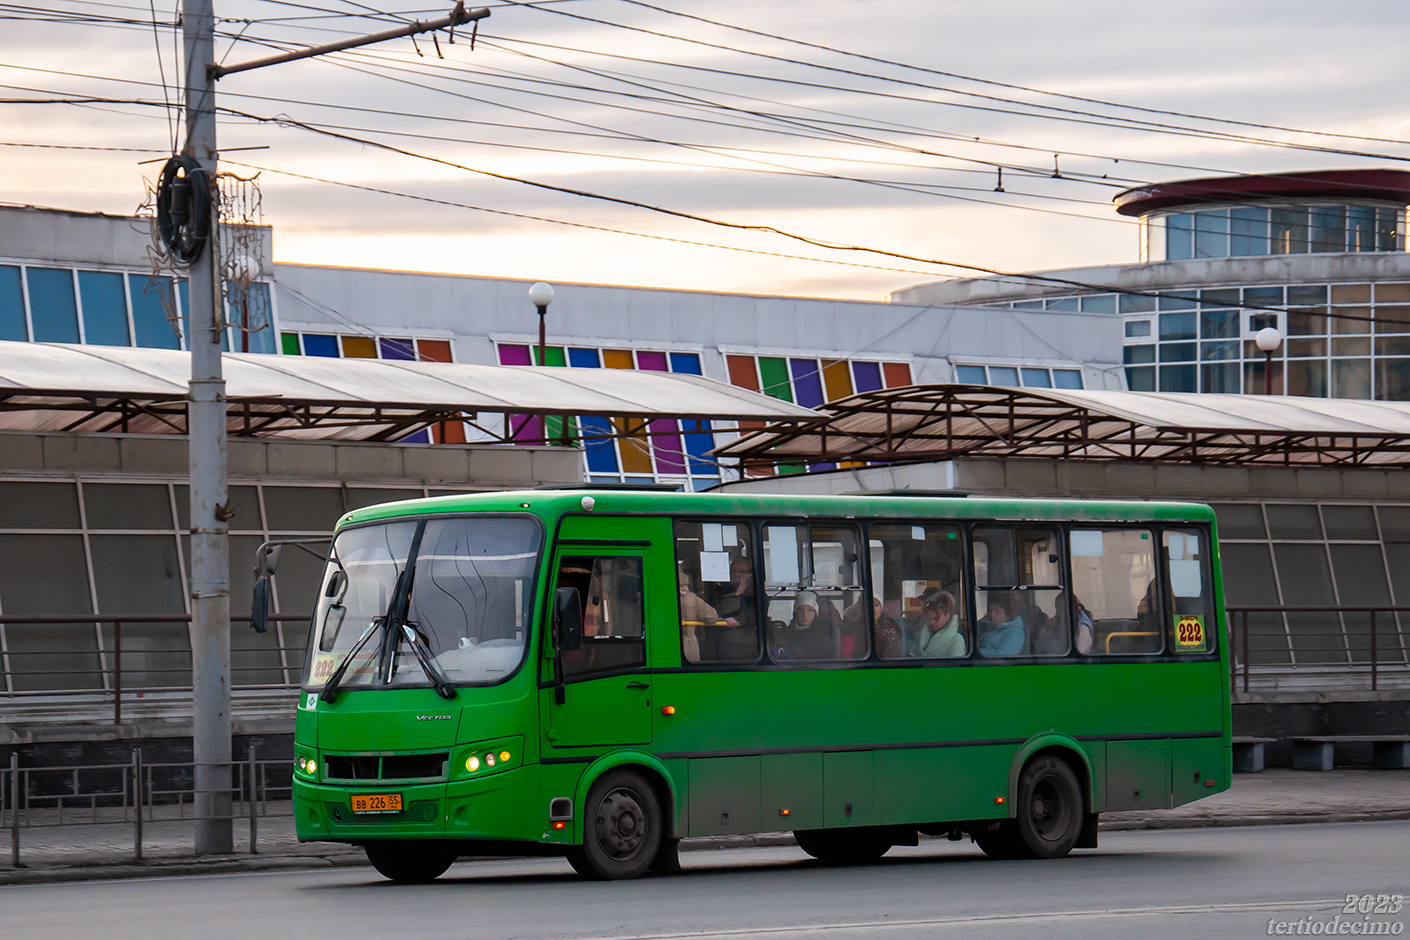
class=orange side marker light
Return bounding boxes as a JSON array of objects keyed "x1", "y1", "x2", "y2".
[
  {"x1": 1205, "y1": 779, "x2": 1217, "y2": 787},
  {"x1": 995, "y1": 797, "x2": 1006, "y2": 805},
  {"x1": 552, "y1": 821, "x2": 566, "y2": 830},
  {"x1": 779, "y1": 808, "x2": 790, "y2": 817},
  {"x1": 661, "y1": 706, "x2": 676, "y2": 716}
]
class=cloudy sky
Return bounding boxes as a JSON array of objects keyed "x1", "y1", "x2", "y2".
[{"x1": 3, "y1": 0, "x2": 1410, "y2": 299}]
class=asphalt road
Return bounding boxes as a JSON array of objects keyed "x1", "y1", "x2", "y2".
[{"x1": 3, "y1": 822, "x2": 1407, "y2": 940}]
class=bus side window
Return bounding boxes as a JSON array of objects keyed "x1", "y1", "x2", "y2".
[
  {"x1": 973, "y1": 527, "x2": 1066, "y2": 657},
  {"x1": 556, "y1": 555, "x2": 645, "y2": 677},
  {"x1": 673, "y1": 520, "x2": 759, "y2": 664},
  {"x1": 867, "y1": 523, "x2": 968, "y2": 660},
  {"x1": 762, "y1": 523, "x2": 864, "y2": 662},
  {"x1": 1164, "y1": 529, "x2": 1215, "y2": 654},
  {"x1": 1069, "y1": 529, "x2": 1163, "y2": 656}
]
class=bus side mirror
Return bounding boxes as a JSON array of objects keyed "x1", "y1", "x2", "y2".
[
  {"x1": 554, "y1": 587, "x2": 582, "y2": 652},
  {"x1": 251, "y1": 574, "x2": 271, "y2": 634}
]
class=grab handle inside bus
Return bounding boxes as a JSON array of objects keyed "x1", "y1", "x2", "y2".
[{"x1": 554, "y1": 587, "x2": 583, "y2": 652}]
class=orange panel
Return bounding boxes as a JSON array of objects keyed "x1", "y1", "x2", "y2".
[
  {"x1": 417, "y1": 339, "x2": 453, "y2": 363},
  {"x1": 341, "y1": 335, "x2": 377, "y2": 358},
  {"x1": 602, "y1": 349, "x2": 635, "y2": 370},
  {"x1": 726, "y1": 354, "x2": 760, "y2": 390},
  {"x1": 882, "y1": 362, "x2": 913, "y2": 387},
  {"x1": 821, "y1": 359, "x2": 854, "y2": 401},
  {"x1": 614, "y1": 417, "x2": 654, "y2": 473}
]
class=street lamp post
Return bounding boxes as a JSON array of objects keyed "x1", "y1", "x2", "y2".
[
  {"x1": 1255, "y1": 327, "x2": 1283, "y2": 395},
  {"x1": 528, "y1": 281, "x2": 555, "y2": 367}
]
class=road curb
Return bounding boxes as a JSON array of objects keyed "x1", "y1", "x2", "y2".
[{"x1": 3, "y1": 810, "x2": 1408, "y2": 886}]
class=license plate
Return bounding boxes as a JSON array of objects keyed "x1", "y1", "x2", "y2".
[{"x1": 350, "y1": 793, "x2": 402, "y2": 814}]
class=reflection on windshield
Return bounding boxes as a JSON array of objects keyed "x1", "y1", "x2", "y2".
[{"x1": 303, "y1": 517, "x2": 540, "y2": 690}]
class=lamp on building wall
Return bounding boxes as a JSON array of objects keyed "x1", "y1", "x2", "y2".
[
  {"x1": 1255, "y1": 326, "x2": 1283, "y2": 395},
  {"x1": 528, "y1": 281, "x2": 555, "y2": 367}
]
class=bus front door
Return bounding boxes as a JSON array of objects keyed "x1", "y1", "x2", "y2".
[{"x1": 545, "y1": 551, "x2": 653, "y2": 748}]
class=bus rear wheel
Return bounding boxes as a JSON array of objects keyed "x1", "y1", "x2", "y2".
[
  {"x1": 793, "y1": 829, "x2": 892, "y2": 864},
  {"x1": 1014, "y1": 755, "x2": 1084, "y2": 859},
  {"x1": 567, "y1": 769, "x2": 663, "y2": 880},
  {"x1": 364, "y1": 841, "x2": 457, "y2": 882}
]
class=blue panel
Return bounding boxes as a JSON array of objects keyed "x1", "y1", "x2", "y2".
[
  {"x1": 578, "y1": 415, "x2": 619, "y2": 473},
  {"x1": 668, "y1": 351, "x2": 702, "y2": 375},
  {"x1": 178, "y1": 278, "x2": 192, "y2": 349},
  {"x1": 679, "y1": 418, "x2": 715, "y2": 474},
  {"x1": 789, "y1": 358, "x2": 825, "y2": 408},
  {"x1": 1052, "y1": 369, "x2": 1083, "y2": 390},
  {"x1": 852, "y1": 361, "x2": 883, "y2": 393},
  {"x1": 399, "y1": 429, "x2": 431, "y2": 444},
  {"x1": 989, "y1": 367, "x2": 1019, "y2": 387},
  {"x1": 1020, "y1": 368, "x2": 1052, "y2": 388},
  {"x1": 77, "y1": 271, "x2": 130, "y2": 346},
  {"x1": 955, "y1": 365, "x2": 987, "y2": 384},
  {"x1": 567, "y1": 347, "x2": 601, "y2": 368},
  {"x1": 301, "y1": 334, "x2": 339, "y2": 358},
  {"x1": 130, "y1": 275, "x2": 181, "y2": 349},
  {"x1": 379, "y1": 338, "x2": 416, "y2": 360},
  {"x1": 0, "y1": 265, "x2": 26, "y2": 341},
  {"x1": 26, "y1": 268, "x2": 79, "y2": 343}
]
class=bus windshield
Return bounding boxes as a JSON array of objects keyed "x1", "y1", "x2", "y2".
[{"x1": 302, "y1": 516, "x2": 541, "y2": 691}]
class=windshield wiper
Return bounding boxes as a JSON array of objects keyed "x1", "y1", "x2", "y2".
[
  {"x1": 318, "y1": 617, "x2": 383, "y2": 704},
  {"x1": 398, "y1": 623, "x2": 458, "y2": 700}
]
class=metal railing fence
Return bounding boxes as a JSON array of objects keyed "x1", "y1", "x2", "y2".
[
  {"x1": 0, "y1": 613, "x2": 309, "y2": 723},
  {"x1": 2, "y1": 746, "x2": 292, "y2": 867},
  {"x1": 1226, "y1": 605, "x2": 1410, "y2": 693}
]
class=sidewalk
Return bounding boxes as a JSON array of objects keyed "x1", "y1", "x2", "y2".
[{"x1": 2, "y1": 769, "x2": 1408, "y2": 885}]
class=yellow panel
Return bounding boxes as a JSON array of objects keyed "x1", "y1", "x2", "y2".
[
  {"x1": 821, "y1": 359, "x2": 854, "y2": 402},
  {"x1": 614, "y1": 418, "x2": 654, "y2": 473},
  {"x1": 602, "y1": 349, "x2": 635, "y2": 369},
  {"x1": 341, "y1": 335, "x2": 377, "y2": 358}
]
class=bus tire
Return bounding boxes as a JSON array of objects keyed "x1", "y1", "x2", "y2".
[
  {"x1": 972, "y1": 825, "x2": 1027, "y2": 860},
  {"x1": 793, "y1": 829, "x2": 892, "y2": 864},
  {"x1": 364, "y1": 841, "x2": 457, "y2": 882},
  {"x1": 1014, "y1": 754, "x2": 1084, "y2": 859},
  {"x1": 567, "y1": 768, "x2": 663, "y2": 880}
]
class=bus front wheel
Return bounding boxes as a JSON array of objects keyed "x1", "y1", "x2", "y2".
[
  {"x1": 567, "y1": 769, "x2": 663, "y2": 880},
  {"x1": 364, "y1": 841, "x2": 457, "y2": 882},
  {"x1": 1014, "y1": 755, "x2": 1084, "y2": 859}
]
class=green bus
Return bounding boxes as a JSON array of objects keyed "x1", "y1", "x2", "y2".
[{"x1": 271, "y1": 488, "x2": 1231, "y2": 881}]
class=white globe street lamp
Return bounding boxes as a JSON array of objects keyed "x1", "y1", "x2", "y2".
[
  {"x1": 1254, "y1": 327, "x2": 1282, "y2": 395},
  {"x1": 528, "y1": 282, "x2": 555, "y2": 366}
]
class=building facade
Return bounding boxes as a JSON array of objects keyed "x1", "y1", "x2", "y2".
[{"x1": 890, "y1": 169, "x2": 1410, "y2": 402}]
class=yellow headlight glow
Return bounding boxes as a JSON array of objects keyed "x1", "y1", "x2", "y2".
[
  {"x1": 499, "y1": 751, "x2": 511, "y2": 762},
  {"x1": 466, "y1": 755, "x2": 481, "y2": 772},
  {"x1": 306, "y1": 759, "x2": 317, "y2": 775}
]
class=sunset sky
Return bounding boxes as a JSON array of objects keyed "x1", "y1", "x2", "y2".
[{"x1": 4, "y1": 0, "x2": 1410, "y2": 299}]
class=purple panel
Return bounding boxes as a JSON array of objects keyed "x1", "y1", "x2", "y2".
[
  {"x1": 636, "y1": 350, "x2": 668, "y2": 372},
  {"x1": 790, "y1": 359, "x2": 825, "y2": 409},
  {"x1": 498, "y1": 344, "x2": 532, "y2": 366},
  {"x1": 379, "y1": 338, "x2": 416, "y2": 361},
  {"x1": 650, "y1": 418, "x2": 686, "y2": 474},
  {"x1": 509, "y1": 414, "x2": 542, "y2": 444},
  {"x1": 852, "y1": 360, "x2": 884, "y2": 393}
]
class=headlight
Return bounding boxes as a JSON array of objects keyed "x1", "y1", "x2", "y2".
[{"x1": 466, "y1": 755, "x2": 481, "y2": 772}]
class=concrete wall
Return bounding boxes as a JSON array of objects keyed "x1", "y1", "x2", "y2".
[
  {"x1": 716, "y1": 456, "x2": 1410, "y2": 503},
  {"x1": 0, "y1": 430, "x2": 582, "y2": 488}
]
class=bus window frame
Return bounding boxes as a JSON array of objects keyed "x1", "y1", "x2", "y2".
[
  {"x1": 861, "y1": 518, "x2": 974, "y2": 665},
  {"x1": 672, "y1": 516, "x2": 766, "y2": 669},
  {"x1": 760, "y1": 518, "x2": 868, "y2": 666},
  {"x1": 1156, "y1": 523, "x2": 1219, "y2": 658}
]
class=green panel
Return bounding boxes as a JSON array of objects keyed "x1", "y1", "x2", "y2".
[
  {"x1": 1107, "y1": 739, "x2": 1170, "y2": 811},
  {"x1": 548, "y1": 674, "x2": 652, "y2": 746},
  {"x1": 761, "y1": 752, "x2": 822, "y2": 830},
  {"x1": 823, "y1": 751, "x2": 873, "y2": 827},
  {"x1": 1171, "y1": 737, "x2": 1228, "y2": 807},
  {"x1": 533, "y1": 345, "x2": 566, "y2": 366},
  {"x1": 757, "y1": 357, "x2": 793, "y2": 402},
  {"x1": 873, "y1": 745, "x2": 1007, "y2": 825},
  {"x1": 689, "y1": 756, "x2": 760, "y2": 836},
  {"x1": 281, "y1": 332, "x2": 301, "y2": 355}
]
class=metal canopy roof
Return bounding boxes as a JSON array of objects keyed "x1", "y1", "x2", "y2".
[
  {"x1": 714, "y1": 384, "x2": 1410, "y2": 469},
  {"x1": 0, "y1": 341, "x2": 819, "y2": 441}
]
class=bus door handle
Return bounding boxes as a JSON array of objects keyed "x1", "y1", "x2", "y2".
[{"x1": 625, "y1": 681, "x2": 649, "y2": 690}]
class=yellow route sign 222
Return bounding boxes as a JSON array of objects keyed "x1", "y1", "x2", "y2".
[{"x1": 1174, "y1": 614, "x2": 1206, "y2": 650}]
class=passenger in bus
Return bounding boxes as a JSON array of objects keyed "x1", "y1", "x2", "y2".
[
  {"x1": 1027, "y1": 598, "x2": 1068, "y2": 656},
  {"x1": 1053, "y1": 591, "x2": 1096, "y2": 655},
  {"x1": 977, "y1": 595, "x2": 1026, "y2": 657},
  {"x1": 678, "y1": 567, "x2": 720, "y2": 663},
  {"x1": 916, "y1": 590, "x2": 966, "y2": 658},
  {"x1": 710, "y1": 556, "x2": 758, "y2": 660},
  {"x1": 839, "y1": 596, "x2": 878, "y2": 658},
  {"x1": 769, "y1": 591, "x2": 839, "y2": 661}
]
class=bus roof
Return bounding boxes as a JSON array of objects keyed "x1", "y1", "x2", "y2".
[{"x1": 337, "y1": 487, "x2": 1216, "y2": 530}]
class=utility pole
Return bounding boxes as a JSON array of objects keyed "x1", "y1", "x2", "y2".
[
  {"x1": 182, "y1": 0, "x2": 231, "y2": 856},
  {"x1": 176, "y1": 0, "x2": 489, "y2": 855}
]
